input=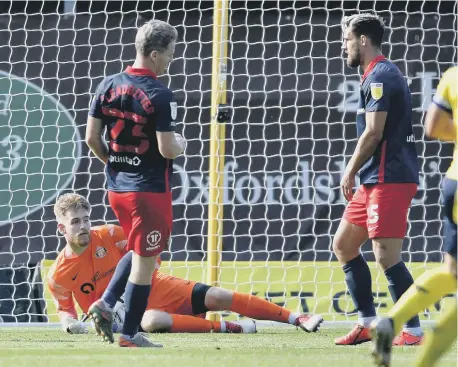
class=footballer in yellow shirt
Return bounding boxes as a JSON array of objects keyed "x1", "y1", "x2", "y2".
[{"x1": 371, "y1": 66, "x2": 457, "y2": 367}]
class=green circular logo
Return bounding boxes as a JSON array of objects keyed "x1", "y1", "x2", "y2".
[{"x1": 0, "y1": 71, "x2": 81, "y2": 223}]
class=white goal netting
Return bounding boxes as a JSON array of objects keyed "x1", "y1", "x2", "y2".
[{"x1": 0, "y1": 1, "x2": 456, "y2": 324}]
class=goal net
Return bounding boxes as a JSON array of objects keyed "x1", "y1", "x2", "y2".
[{"x1": 0, "y1": 1, "x2": 456, "y2": 324}]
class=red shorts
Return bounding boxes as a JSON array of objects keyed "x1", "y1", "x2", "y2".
[
  {"x1": 146, "y1": 272, "x2": 203, "y2": 317},
  {"x1": 108, "y1": 191, "x2": 172, "y2": 257},
  {"x1": 343, "y1": 183, "x2": 417, "y2": 239}
]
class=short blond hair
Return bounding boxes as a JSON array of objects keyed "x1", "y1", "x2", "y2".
[
  {"x1": 135, "y1": 19, "x2": 178, "y2": 56},
  {"x1": 54, "y1": 193, "x2": 91, "y2": 219}
]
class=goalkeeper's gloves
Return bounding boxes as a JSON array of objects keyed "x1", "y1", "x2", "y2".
[{"x1": 62, "y1": 315, "x2": 89, "y2": 334}]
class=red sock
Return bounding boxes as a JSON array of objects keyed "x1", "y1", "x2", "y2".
[
  {"x1": 170, "y1": 314, "x2": 221, "y2": 333},
  {"x1": 229, "y1": 292, "x2": 291, "y2": 323}
]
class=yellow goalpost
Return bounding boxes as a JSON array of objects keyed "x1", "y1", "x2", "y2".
[{"x1": 206, "y1": 0, "x2": 229, "y2": 321}]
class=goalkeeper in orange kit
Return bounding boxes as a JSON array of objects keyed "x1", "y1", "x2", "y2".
[{"x1": 48, "y1": 193, "x2": 324, "y2": 336}]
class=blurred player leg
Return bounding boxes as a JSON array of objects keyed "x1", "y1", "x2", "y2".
[
  {"x1": 415, "y1": 300, "x2": 457, "y2": 367},
  {"x1": 333, "y1": 187, "x2": 375, "y2": 345},
  {"x1": 391, "y1": 262, "x2": 456, "y2": 334},
  {"x1": 372, "y1": 286, "x2": 457, "y2": 367},
  {"x1": 371, "y1": 258, "x2": 457, "y2": 367}
]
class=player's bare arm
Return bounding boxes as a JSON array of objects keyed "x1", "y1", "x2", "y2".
[
  {"x1": 424, "y1": 103, "x2": 455, "y2": 141},
  {"x1": 157, "y1": 131, "x2": 186, "y2": 159},
  {"x1": 341, "y1": 111, "x2": 386, "y2": 201},
  {"x1": 86, "y1": 116, "x2": 109, "y2": 164}
]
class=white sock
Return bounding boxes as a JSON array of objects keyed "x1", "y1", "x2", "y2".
[
  {"x1": 121, "y1": 333, "x2": 134, "y2": 339},
  {"x1": 289, "y1": 312, "x2": 300, "y2": 325},
  {"x1": 358, "y1": 316, "x2": 376, "y2": 328},
  {"x1": 220, "y1": 321, "x2": 227, "y2": 333},
  {"x1": 403, "y1": 326, "x2": 423, "y2": 336}
]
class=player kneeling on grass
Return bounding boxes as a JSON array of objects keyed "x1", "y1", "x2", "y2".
[{"x1": 48, "y1": 193, "x2": 324, "y2": 335}]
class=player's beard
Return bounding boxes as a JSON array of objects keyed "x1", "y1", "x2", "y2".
[
  {"x1": 73, "y1": 232, "x2": 90, "y2": 247},
  {"x1": 347, "y1": 47, "x2": 362, "y2": 68}
]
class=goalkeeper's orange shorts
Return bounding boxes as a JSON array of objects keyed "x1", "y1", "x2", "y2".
[
  {"x1": 146, "y1": 272, "x2": 205, "y2": 317},
  {"x1": 343, "y1": 183, "x2": 417, "y2": 239}
]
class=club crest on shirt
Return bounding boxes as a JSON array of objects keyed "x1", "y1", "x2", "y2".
[
  {"x1": 95, "y1": 246, "x2": 107, "y2": 259},
  {"x1": 370, "y1": 83, "x2": 384, "y2": 101},
  {"x1": 170, "y1": 101, "x2": 177, "y2": 120}
]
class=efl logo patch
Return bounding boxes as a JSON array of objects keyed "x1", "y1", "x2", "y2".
[
  {"x1": 170, "y1": 102, "x2": 177, "y2": 120},
  {"x1": 95, "y1": 246, "x2": 107, "y2": 259},
  {"x1": 146, "y1": 230, "x2": 161, "y2": 251},
  {"x1": 370, "y1": 83, "x2": 384, "y2": 101}
]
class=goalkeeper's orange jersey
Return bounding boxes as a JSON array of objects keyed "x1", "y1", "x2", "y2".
[
  {"x1": 48, "y1": 225, "x2": 128, "y2": 318},
  {"x1": 432, "y1": 65, "x2": 458, "y2": 180}
]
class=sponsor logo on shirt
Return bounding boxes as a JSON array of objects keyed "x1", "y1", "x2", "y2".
[
  {"x1": 109, "y1": 155, "x2": 141, "y2": 166},
  {"x1": 79, "y1": 267, "x2": 116, "y2": 294}
]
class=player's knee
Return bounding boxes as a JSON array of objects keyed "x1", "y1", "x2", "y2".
[
  {"x1": 332, "y1": 236, "x2": 344, "y2": 255},
  {"x1": 130, "y1": 253, "x2": 157, "y2": 285},
  {"x1": 373, "y1": 239, "x2": 402, "y2": 271},
  {"x1": 332, "y1": 235, "x2": 356, "y2": 262},
  {"x1": 141, "y1": 310, "x2": 172, "y2": 333},
  {"x1": 374, "y1": 252, "x2": 399, "y2": 271},
  {"x1": 332, "y1": 221, "x2": 365, "y2": 263},
  {"x1": 204, "y1": 287, "x2": 233, "y2": 310}
]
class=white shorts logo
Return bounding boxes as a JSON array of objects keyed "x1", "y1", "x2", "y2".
[
  {"x1": 170, "y1": 102, "x2": 177, "y2": 120},
  {"x1": 146, "y1": 230, "x2": 162, "y2": 251}
]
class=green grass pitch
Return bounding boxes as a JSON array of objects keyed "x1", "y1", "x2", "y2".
[{"x1": 0, "y1": 327, "x2": 456, "y2": 367}]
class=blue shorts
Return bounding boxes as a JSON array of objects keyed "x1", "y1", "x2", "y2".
[{"x1": 442, "y1": 177, "x2": 457, "y2": 260}]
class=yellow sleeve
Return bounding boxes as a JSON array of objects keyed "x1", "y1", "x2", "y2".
[{"x1": 433, "y1": 68, "x2": 454, "y2": 114}]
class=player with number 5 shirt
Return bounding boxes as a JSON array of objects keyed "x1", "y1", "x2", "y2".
[
  {"x1": 85, "y1": 19, "x2": 186, "y2": 347},
  {"x1": 332, "y1": 13, "x2": 422, "y2": 346}
]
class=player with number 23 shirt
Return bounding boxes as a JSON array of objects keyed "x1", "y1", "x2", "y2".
[{"x1": 85, "y1": 19, "x2": 186, "y2": 347}]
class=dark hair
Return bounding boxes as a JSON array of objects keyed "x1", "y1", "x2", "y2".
[
  {"x1": 343, "y1": 13, "x2": 385, "y2": 48},
  {"x1": 135, "y1": 20, "x2": 178, "y2": 56}
]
